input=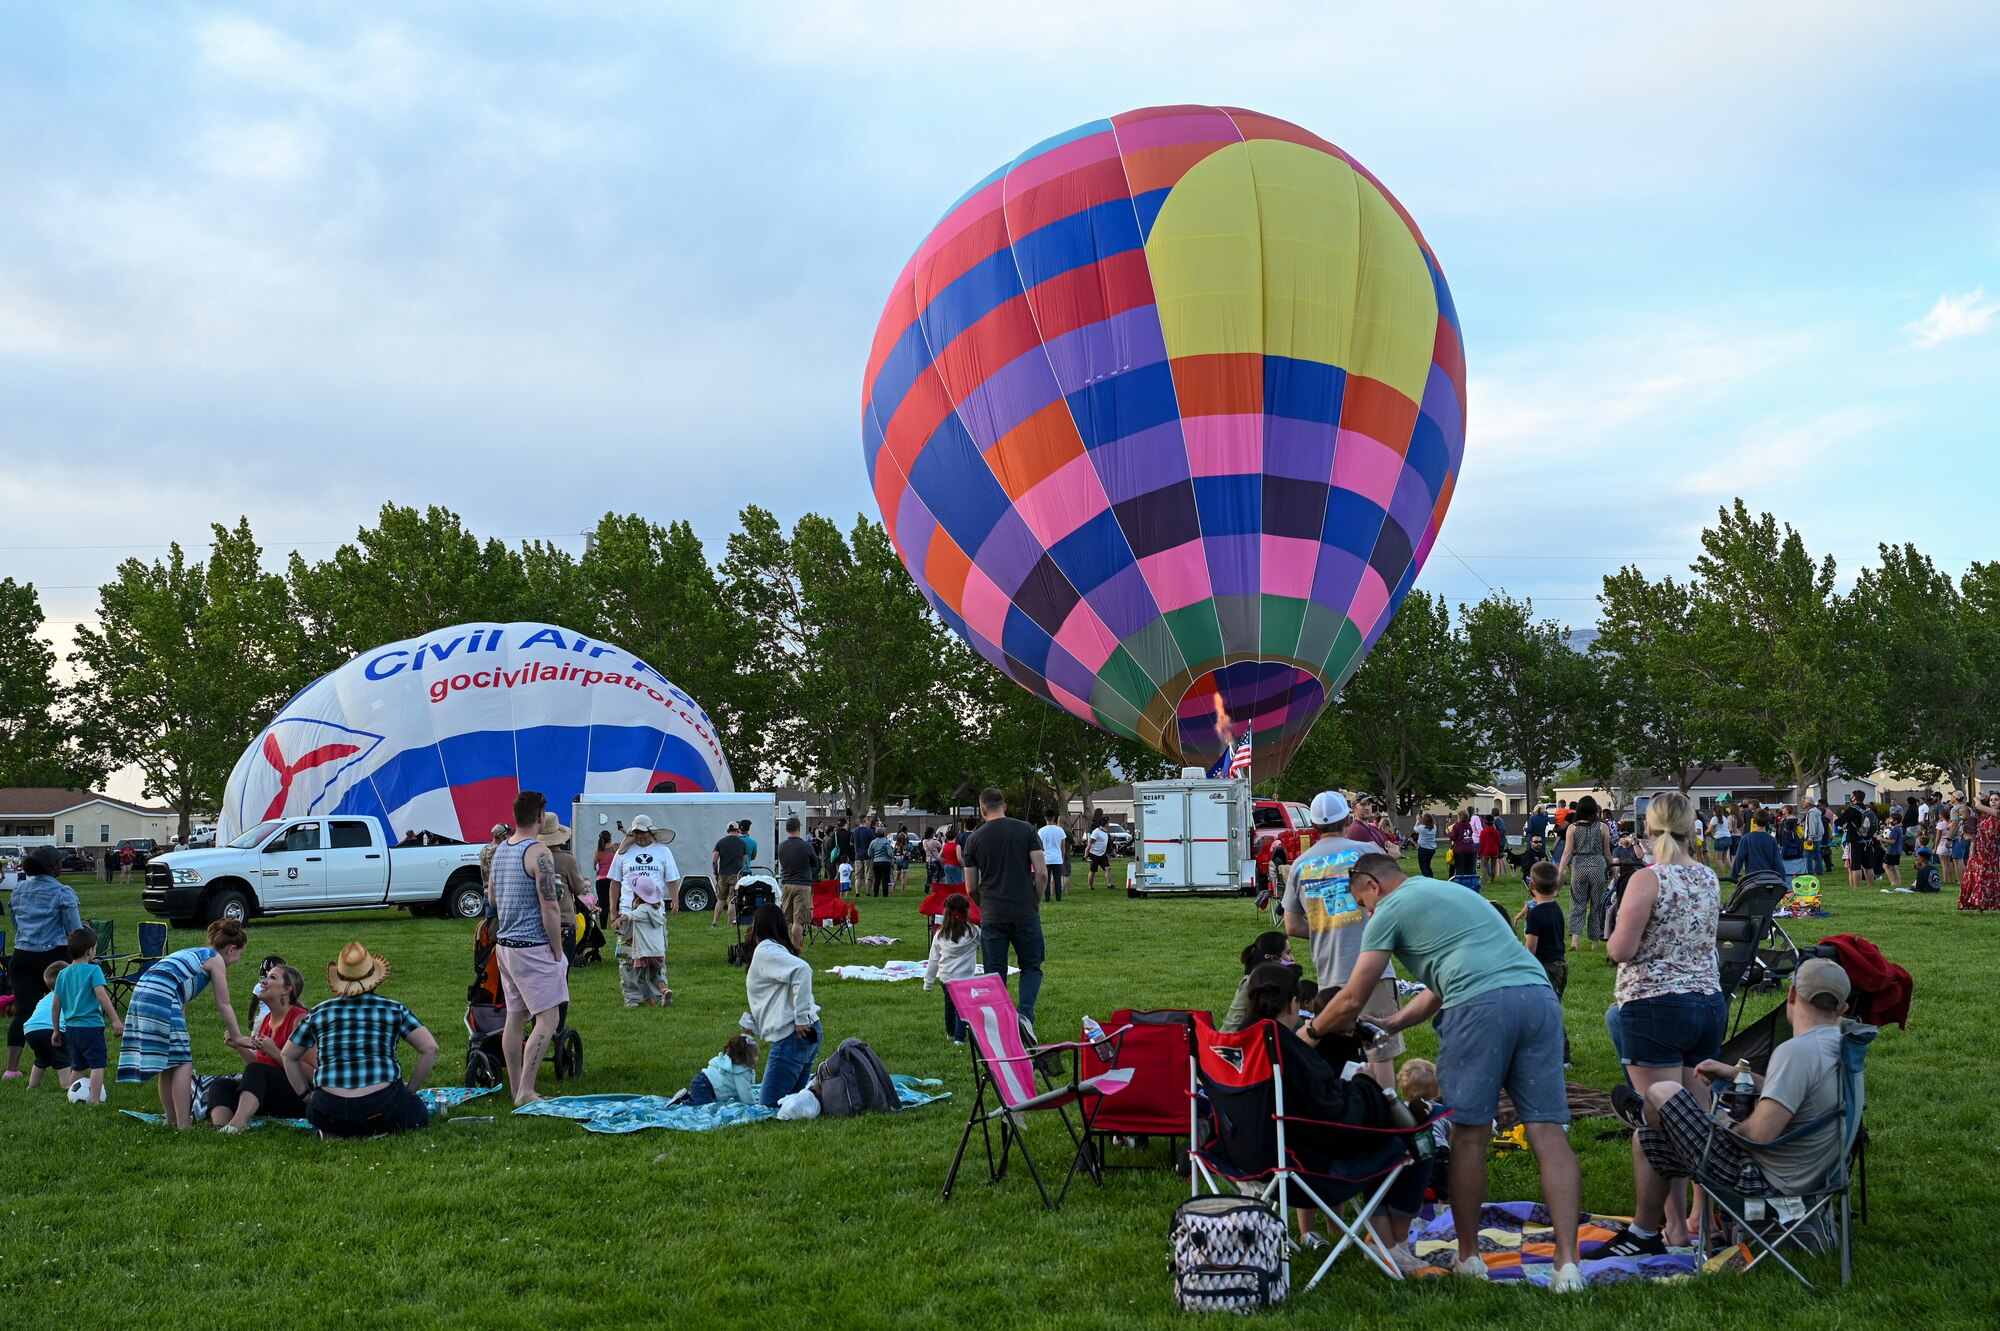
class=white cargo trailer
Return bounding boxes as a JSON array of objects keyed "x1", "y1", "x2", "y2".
[
  {"x1": 1129, "y1": 773, "x2": 1253, "y2": 897},
  {"x1": 570, "y1": 792, "x2": 803, "y2": 914}
]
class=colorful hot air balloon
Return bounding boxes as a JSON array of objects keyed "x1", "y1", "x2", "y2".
[
  {"x1": 861, "y1": 106, "x2": 1464, "y2": 779},
  {"x1": 217, "y1": 622, "x2": 731, "y2": 843}
]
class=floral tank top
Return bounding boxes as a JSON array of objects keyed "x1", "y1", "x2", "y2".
[{"x1": 1614, "y1": 861, "x2": 1721, "y2": 1004}]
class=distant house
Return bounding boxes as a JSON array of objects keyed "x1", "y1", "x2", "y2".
[
  {"x1": 1066, "y1": 784, "x2": 1135, "y2": 829},
  {"x1": 0, "y1": 787, "x2": 180, "y2": 855}
]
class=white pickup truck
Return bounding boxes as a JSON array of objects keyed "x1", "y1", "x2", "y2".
[{"x1": 143, "y1": 814, "x2": 486, "y2": 928}]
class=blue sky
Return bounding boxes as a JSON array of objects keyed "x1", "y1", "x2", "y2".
[{"x1": 4, "y1": 0, "x2": 1998, "y2": 654}]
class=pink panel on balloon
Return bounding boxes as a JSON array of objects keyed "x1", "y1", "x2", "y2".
[
  {"x1": 1053, "y1": 599, "x2": 1120, "y2": 672},
  {"x1": 1259, "y1": 535, "x2": 1321, "y2": 600},
  {"x1": 1184, "y1": 414, "x2": 1264, "y2": 476},
  {"x1": 1330, "y1": 430, "x2": 1406, "y2": 510},
  {"x1": 1350, "y1": 564, "x2": 1392, "y2": 639},
  {"x1": 959, "y1": 563, "x2": 1013, "y2": 648},
  {"x1": 1013, "y1": 453, "x2": 1111, "y2": 547},
  {"x1": 1137, "y1": 540, "x2": 1214, "y2": 613},
  {"x1": 1048, "y1": 680, "x2": 1095, "y2": 722}
]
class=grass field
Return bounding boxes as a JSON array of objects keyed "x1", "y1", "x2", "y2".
[{"x1": 2, "y1": 860, "x2": 1995, "y2": 1330}]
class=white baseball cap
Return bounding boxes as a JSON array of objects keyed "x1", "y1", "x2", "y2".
[{"x1": 1309, "y1": 791, "x2": 1351, "y2": 825}]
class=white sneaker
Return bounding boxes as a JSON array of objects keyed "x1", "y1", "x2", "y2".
[
  {"x1": 1452, "y1": 1254, "x2": 1489, "y2": 1280},
  {"x1": 1550, "y1": 1262, "x2": 1585, "y2": 1293},
  {"x1": 1387, "y1": 1242, "x2": 1426, "y2": 1275}
]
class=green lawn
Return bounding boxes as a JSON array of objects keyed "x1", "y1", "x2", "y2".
[{"x1": 2, "y1": 862, "x2": 1993, "y2": 1330}]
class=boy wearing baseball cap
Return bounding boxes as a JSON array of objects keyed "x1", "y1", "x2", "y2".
[{"x1": 1281, "y1": 791, "x2": 1402, "y2": 1088}]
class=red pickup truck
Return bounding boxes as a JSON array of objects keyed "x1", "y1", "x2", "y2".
[{"x1": 1252, "y1": 798, "x2": 1315, "y2": 892}]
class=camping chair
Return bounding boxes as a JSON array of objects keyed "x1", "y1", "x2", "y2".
[
  {"x1": 1696, "y1": 1019, "x2": 1876, "y2": 1288},
  {"x1": 941, "y1": 974, "x2": 1133, "y2": 1210},
  {"x1": 1078, "y1": 1008, "x2": 1208, "y2": 1170},
  {"x1": 104, "y1": 921, "x2": 168, "y2": 1016},
  {"x1": 1186, "y1": 1013, "x2": 1433, "y2": 1291},
  {"x1": 916, "y1": 887, "x2": 979, "y2": 936},
  {"x1": 804, "y1": 881, "x2": 858, "y2": 944}
]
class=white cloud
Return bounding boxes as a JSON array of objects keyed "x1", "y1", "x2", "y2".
[
  {"x1": 1904, "y1": 288, "x2": 1999, "y2": 349},
  {"x1": 197, "y1": 117, "x2": 327, "y2": 182},
  {"x1": 1680, "y1": 405, "x2": 1891, "y2": 496}
]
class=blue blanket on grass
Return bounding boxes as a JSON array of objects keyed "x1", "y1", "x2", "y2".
[
  {"x1": 513, "y1": 1075, "x2": 949, "y2": 1134},
  {"x1": 120, "y1": 1084, "x2": 499, "y2": 1130}
]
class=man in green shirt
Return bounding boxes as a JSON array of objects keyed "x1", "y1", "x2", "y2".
[{"x1": 1307, "y1": 854, "x2": 1583, "y2": 1292}]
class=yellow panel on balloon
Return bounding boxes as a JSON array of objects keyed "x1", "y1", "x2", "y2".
[{"x1": 1146, "y1": 140, "x2": 1437, "y2": 404}]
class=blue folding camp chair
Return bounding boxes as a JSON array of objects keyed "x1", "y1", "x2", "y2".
[{"x1": 1696, "y1": 1019, "x2": 1875, "y2": 1287}]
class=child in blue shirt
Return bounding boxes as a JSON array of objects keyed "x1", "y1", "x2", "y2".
[
  {"x1": 22, "y1": 961, "x2": 69, "y2": 1091},
  {"x1": 53, "y1": 927, "x2": 124, "y2": 1105}
]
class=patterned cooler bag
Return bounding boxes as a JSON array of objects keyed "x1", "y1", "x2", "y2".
[{"x1": 1169, "y1": 1196, "x2": 1287, "y2": 1313}]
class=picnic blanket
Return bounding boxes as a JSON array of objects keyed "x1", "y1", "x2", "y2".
[
  {"x1": 514, "y1": 1074, "x2": 949, "y2": 1133},
  {"x1": 855, "y1": 935, "x2": 901, "y2": 946},
  {"x1": 1408, "y1": 1202, "x2": 1700, "y2": 1285},
  {"x1": 120, "y1": 1084, "x2": 498, "y2": 1130},
  {"x1": 824, "y1": 960, "x2": 1018, "y2": 981}
]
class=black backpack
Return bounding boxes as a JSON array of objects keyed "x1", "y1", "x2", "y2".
[{"x1": 810, "y1": 1038, "x2": 901, "y2": 1117}]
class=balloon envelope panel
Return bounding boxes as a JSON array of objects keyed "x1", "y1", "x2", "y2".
[
  {"x1": 862, "y1": 106, "x2": 1464, "y2": 779},
  {"x1": 217, "y1": 623, "x2": 732, "y2": 843}
]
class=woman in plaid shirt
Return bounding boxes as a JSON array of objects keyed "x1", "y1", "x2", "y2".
[{"x1": 283, "y1": 942, "x2": 439, "y2": 1138}]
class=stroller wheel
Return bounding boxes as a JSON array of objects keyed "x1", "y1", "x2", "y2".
[
  {"x1": 465, "y1": 1047, "x2": 500, "y2": 1089},
  {"x1": 552, "y1": 1028, "x2": 584, "y2": 1080}
]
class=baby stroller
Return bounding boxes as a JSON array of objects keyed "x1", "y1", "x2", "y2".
[
  {"x1": 727, "y1": 870, "x2": 778, "y2": 966},
  {"x1": 571, "y1": 894, "x2": 608, "y2": 967},
  {"x1": 464, "y1": 916, "x2": 584, "y2": 1088}
]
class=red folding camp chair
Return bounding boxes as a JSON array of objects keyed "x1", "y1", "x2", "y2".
[
  {"x1": 943, "y1": 974, "x2": 1134, "y2": 1210},
  {"x1": 1186, "y1": 1013, "x2": 1433, "y2": 1290},
  {"x1": 805, "y1": 880, "x2": 859, "y2": 944},
  {"x1": 1079, "y1": 1008, "x2": 1208, "y2": 1169},
  {"x1": 916, "y1": 887, "x2": 979, "y2": 936}
]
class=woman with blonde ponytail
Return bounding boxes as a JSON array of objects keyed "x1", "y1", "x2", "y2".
[{"x1": 1599, "y1": 790, "x2": 1724, "y2": 1254}]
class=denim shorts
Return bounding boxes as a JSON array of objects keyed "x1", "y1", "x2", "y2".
[
  {"x1": 1618, "y1": 990, "x2": 1726, "y2": 1069},
  {"x1": 1434, "y1": 984, "x2": 1568, "y2": 1125},
  {"x1": 65, "y1": 1026, "x2": 109, "y2": 1072}
]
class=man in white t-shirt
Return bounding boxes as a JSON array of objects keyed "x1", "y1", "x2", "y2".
[
  {"x1": 1038, "y1": 812, "x2": 1070, "y2": 903},
  {"x1": 1084, "y1": 821, "x2": 1111, "y2": 889},
  {"x1": 1281, "y1": 791, "x2": 1401, "y2": 1087},
  {"x1": 609, "y1": 817, "x2": 681, "y2": 914}
]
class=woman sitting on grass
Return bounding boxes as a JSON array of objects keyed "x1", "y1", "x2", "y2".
[
  {"x1": 745, "y1": 905, "x2": 821, "y2": 1108},
  {"x1": 206, "y1": 963, "x2": 314, "y2": 1132},
  {"x1": 282, "y1": 942, "x2": 439, "y2": 1139},
  {"x1": 1222, "y1": 931, "x2": 1293, "y2": 1032},
  {"x1": 116, "y1": 920, "x2": 252, "y2": 1128}
]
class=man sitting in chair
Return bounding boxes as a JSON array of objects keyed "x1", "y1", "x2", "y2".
[{"x1": 1604, "y1": 957, "x2": 1851, "y2": 1255}]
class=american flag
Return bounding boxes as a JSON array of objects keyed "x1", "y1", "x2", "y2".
[{"x1": 1228, "y1": 733, "x2": 1253, "y2": 777}]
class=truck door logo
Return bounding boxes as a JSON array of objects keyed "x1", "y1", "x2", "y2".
[{"x1": 287, "y1": 866, "x2": 299, "y2": 879}]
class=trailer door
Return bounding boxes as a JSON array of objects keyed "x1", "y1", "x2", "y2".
[
  {"x1": 1138, "y1": 787, "x2": 1188, "y2": 888},
  {"x1": 1190, "y1": 787, "x2": 1236, "y2": 888}
]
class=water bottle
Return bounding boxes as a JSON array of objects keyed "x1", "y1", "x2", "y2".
[
  {"x1": 1383, "y1": 1084, "x2": 1434, "y2": 1162},
  {"x1": 1726, "y1": 1060, "x2": 1757, "y2": 1122},
  {"x1": 1081, "y1": 1015, "x2": 1112, "y2": 1064}
]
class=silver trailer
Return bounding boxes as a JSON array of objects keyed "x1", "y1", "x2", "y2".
[
  {"x1": 570, "y1": 792, "x2": 803, "y2": 914},
  {"x1": 1129, "y1": 773, "x2": 1253, "y2": 897}
]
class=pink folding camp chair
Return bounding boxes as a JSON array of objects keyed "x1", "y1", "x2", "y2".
[{"x1": 942, "y1": 974, "x2": 1134, "y2": 1210}]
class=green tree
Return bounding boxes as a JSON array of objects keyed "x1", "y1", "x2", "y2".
[
  {"x1": 286, "y1": 504, "x2": 529, "y2": 665},
  {"x1": 70, "y1": 521, "x2": 295, "y2": 837},
  {"x1": 723, "y1": 508, "x2": 962, "y2": 819},
  {"x1": 1285, "y1": 590, "x2": 1487, "y2": 814},
  {"x1": 1686, "y1": 501, "x2": 1871, "y2": 801},
  {"x1": 1591, "y1": 567, "x2": 1721, "y2": 792},
  {"x1": 0, "y1": 578, "x2": 105, "y2": 788},
  {"x1": 1459, "y1": 592, "x2": 1595, "y2": 818},
  {"x1": 1857, "y1": 545, "x2": 1998, "y2": 797}
]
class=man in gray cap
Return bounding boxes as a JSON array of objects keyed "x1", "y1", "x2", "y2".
[
  {"x1": 1601, "y1": 957, "x2": 1855, "y2": 1256},
  {"x1": 1283, "y1": 791, "x2": 1401, "y2": 1088}
]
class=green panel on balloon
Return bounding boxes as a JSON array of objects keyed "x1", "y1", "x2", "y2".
[
  {"x1": 1257, "y1": 594, "x2": 1309, "y2": 662},
  {"x1": 1320, "y1": 618, "x2": 1366, "y2": 688},
  {"x1": 1097, "y1": 646, "x2": 1158, "y2": 712},
  {"x1": 1161, "y1": 604, "x2": 1226, "y2": 673}
]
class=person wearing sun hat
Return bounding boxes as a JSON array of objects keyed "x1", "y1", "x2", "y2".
[
  {"x1": 282, "y1": 941, "x2": 439, "y2": 1138},
  {"x1": 536, "y1": 811, "x2": 586, "y2": 959}
]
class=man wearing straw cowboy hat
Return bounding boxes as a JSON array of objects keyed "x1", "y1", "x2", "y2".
[
  {"x1": 489, "y1": 790, "x2": 570, "y2": 1106},
  {"x1": 283, "y1": 941, "x2": 438, "y2": 1137}
]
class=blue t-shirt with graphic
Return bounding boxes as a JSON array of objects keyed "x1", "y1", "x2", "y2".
[{"x1": 1279, "y1": 836, "x2": 1387, "y2": 989}]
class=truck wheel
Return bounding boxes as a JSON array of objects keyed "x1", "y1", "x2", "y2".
[
  {"x1": 205, "y1": 889, "x2": 250, "y2": 926},
  {"x1": 679, "y1": 881, "x2": 715, "y2": 915},
  {"x1": 445, "y1": 880, "x2": 486, "y2": 920}
]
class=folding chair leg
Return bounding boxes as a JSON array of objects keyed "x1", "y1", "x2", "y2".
[
  {"x1": 942, "y1": 1080, "x2": 989, "y2": 1201},
  {"x1": 1005, "y1": 1116, "x2": 1058, "y2": 1209},
  {"x1": 1054, "y1": 1098, "x2": 1109, "y2": 1206},
  {"x1": 1840, "y1": 1190, "x2": 1851, "y2": 1287},
  {"x1": 1299, "y1": 1166, "x2": 1406, "y2": 1290}
]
